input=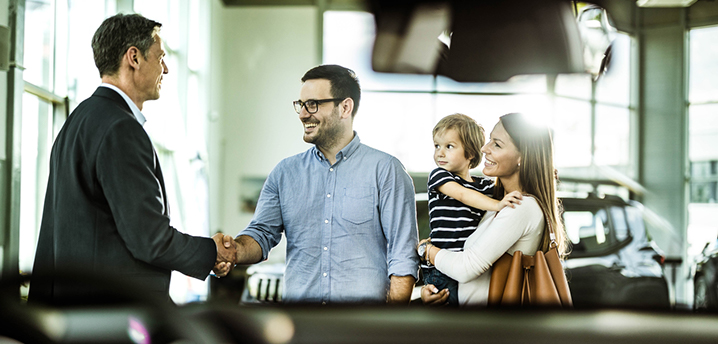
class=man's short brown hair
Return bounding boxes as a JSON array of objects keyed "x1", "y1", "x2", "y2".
[{"x1": 91, "y1": 13, "x2": 162, "y2": 77}]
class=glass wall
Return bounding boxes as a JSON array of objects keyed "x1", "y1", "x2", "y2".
[
  {"x1": 323, "y1": 10, "x2": 635, "y2": 193},
  {"x1": 18, "y1": 94, "x2": 54, "y2": 274},
  {"x1": 24, "y1": 0, "x2": 56, "y2": 90},
  {"x1": 19, "y1": 0, "x2": 70, "y2": 274},
  {"x1": 687, "y1": 25, "x2": 718, "y2": 258}
]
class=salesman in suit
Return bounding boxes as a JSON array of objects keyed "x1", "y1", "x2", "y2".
[{"x1": 29, "y1": 13, "x2": 235, "y2": 305}]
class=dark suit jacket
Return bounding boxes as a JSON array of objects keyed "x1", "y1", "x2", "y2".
[{"x1": 29, "y1": 87, "x2": 216, "y2": 304}]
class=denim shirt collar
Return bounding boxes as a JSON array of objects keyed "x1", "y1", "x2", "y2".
[{"x1": 312, "y1": 131, "x2": 361, "y2": 163}]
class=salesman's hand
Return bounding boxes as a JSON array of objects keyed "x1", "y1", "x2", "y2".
[{"x1": 212, "y1": 233, "x2": 237, "y2": 277}]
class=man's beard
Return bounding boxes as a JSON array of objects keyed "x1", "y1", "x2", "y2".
[{"x1": 304, "y1": 107, "x2": 342, "y2": 150}]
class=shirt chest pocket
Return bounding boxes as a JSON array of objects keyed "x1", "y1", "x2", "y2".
[{"x1": 341, "y1": 187, "x2": 375, "y2": 225}]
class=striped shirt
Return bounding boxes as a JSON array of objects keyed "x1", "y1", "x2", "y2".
[{"x1": 423, "y1": 168, "x2": 494, "y2": 269}]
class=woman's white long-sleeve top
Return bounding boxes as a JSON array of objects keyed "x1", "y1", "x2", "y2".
[{"x1": 434, "y1": 196, "x2": 545, "y2": 306}]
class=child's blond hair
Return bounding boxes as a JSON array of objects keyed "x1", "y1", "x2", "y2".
[{"x1": 432, "y1": 114, "x2": 485, "y2": 169}]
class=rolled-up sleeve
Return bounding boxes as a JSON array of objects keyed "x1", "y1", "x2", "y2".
[
  {"x1": 238, "y1": 168, "x2": 284, "y2": 261},
  {"x1": 379, "y1": 157, "x2": 420, "y2": 280}
]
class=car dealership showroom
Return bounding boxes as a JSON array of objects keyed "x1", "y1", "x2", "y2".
[{"x1": 2, "y1": 0, "x2": 718, "y2": 343}]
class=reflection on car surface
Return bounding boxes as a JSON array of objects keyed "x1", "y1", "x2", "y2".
[
  {"x1": 241, "y1": 193, "x2": 672, "y2": 309},
  {"x1": 692, "y1": 238, "x2": 718, "y2": 310},
  {"x1": 562, "y1": 193, "x2": 671, "y2": 309}
]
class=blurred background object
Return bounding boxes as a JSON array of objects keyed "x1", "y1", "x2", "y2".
[{"x1": 371, "y1": 0, "x2": 593, "y2": 82}]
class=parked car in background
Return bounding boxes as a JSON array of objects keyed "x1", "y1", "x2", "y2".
[
  {"x1": 561, "y1": 193, "x2": 671, "y2": 309},
  {"x1": 415, "y1": 191, "x2": 672, "y2": 308},
  {"x1": 692, "y1": 238, "x2": 718, "y2": 310},
  {"x1": 240, "y1": 192, "x2": 672, "y2": 309}
]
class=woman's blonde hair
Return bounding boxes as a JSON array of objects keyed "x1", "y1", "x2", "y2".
[
  {"x1": 432, "y1": 114, "x2": 485, "y2": 169},
  {"x1": 493, "y1": 113, "x2": 569, "y2": 258}
]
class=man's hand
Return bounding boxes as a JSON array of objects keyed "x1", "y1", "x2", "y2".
[{"x1": 212, "y1": 233, "x2": 237, "y2": 277}]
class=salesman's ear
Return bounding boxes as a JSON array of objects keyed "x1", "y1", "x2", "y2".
[{"x1": 125, "y1": 46, "x2": 141, "y2": 70}]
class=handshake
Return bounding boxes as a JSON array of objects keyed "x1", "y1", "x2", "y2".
[{"x1": 211, "y1": 233, "x2": 239, "y2": 277}]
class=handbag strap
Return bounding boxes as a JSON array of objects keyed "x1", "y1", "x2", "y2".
[
  {"x1": 495, "y1": 193, "x2": 558, "y2": 250},
  {"x1": 523, "y1": 193, "x2": 558, "y2": 250}
]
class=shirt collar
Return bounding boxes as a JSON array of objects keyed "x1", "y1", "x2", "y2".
[
  {"x1": 313, "y1": 131, "x2": 362, "y2": 162},
  {"x1": 100, "y1": 83, "x2": 147, "y2": 126}
]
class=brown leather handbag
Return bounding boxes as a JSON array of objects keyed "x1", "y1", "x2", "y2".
[{"x1": 487, "y1": 217, "x2": 573, "y2": 308}]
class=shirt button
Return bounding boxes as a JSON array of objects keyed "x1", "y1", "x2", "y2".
[
  {"x1": 343, "y1": 157, "x2": 347, "y2": 160},
  {"x1": 330, "y1": 168, "x2": 334, "y2": 172},
  {"x1": 324, "y1": 219, "x2": 329, "y2": 224},
  {"x1": 323, "y1": 273, "x2": 327, "y2": 277},
  {"x1": 327, "y1": 194, "x2": 331, "y2": 198},
  {"x1": 324, "y1": 247, "x2": 328, "y2": 251}
]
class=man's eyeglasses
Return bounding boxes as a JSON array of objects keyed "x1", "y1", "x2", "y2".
[{"x1": 293, "y1": 98, "x2": 345, "y2": 114}]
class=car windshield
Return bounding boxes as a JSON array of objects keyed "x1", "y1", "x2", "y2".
[
  {"x1": 565, "y1": 208, "x2": 610, "y2": 255},
  {"x1": 563, "y1": 202, "x2": 635, "y2": 258}
]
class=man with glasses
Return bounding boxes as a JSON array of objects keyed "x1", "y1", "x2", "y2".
[{"x1": 220, "y1": 64, "x2": 419, "y2": 304}]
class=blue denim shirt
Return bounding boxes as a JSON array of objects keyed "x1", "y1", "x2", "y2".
[{"x1": 239, "y1": 133, "x2": 419, "y2": 303}]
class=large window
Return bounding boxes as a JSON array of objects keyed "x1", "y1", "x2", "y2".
[
  {"x1": 134, "y1": 0, "x2": 212, "y2": 303},
  {"x1": 323, "y1": 10, "x2": 635, "y2": 193},
  {"x1": 18, "y1": 0, "x2": 212, "y2": 303},
  {"x1": 19, "y1": 0, "x2": 112, "y2": 276},
  {"x1": 687, "y1": 25, "x2": 718, "y2": 257},
  {"x1": 19, "y1": 0, "x2": 72, "y2": 275}
]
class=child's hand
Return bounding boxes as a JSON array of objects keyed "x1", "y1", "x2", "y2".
[
  {"x1": 498, "y1": 191, "x2": 523, "y2": 210},
  {"x1": 421, "y1": 284, "x2": 449, "y2": 306}
]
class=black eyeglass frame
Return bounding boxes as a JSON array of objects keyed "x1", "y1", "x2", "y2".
[{"x1": 293, "y1": 98, "x2": 345, "y2": 114}]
